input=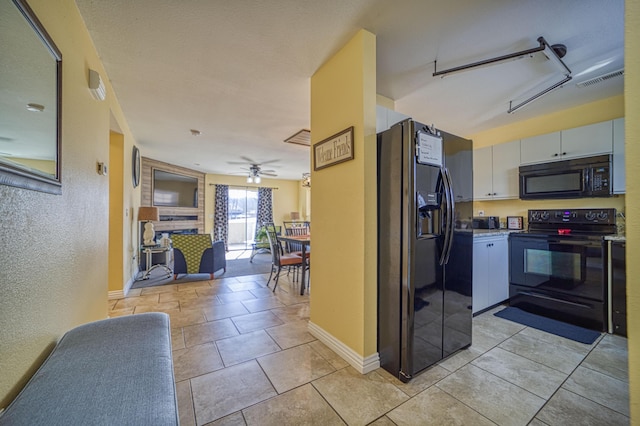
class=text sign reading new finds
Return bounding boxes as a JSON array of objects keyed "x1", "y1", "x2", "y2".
[{"x1": 314, "y1": 126, "x2": 354, "y2": 171}]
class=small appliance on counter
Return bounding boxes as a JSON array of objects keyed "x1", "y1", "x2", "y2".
[
  {"x1": 472, "y1": 216, "x2": 500, "y2": 229},
  {"x1": 507, "y1": 216, "x2": 524, "y2": 230}
]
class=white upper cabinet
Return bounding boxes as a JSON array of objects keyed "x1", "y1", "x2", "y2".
[
  {"x1": 520, "y1": 132, "x2": 562, "y2": 164},
  {"x1": 521, "y1": 121, "x2": 613, "y2": 165},
  {"x1": 473, "y1": 146, "x2": 493, "y2": 200},
  {"x1": 561, "y1": 120, "x2": 613, "y2": 159},
  {"x1": 491, "y1": 140, "x2": 521, "y2": 199},
  {"x1": 473, "y1": 140, "x2": 520, "y2": 200},
  {"x1": 613, "y1": 117, "x2": 625, "y2": 194}
]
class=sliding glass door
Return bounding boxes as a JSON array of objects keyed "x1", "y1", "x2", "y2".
[{"x1": 227, "y1": 187, "x2": 258, "y2": 251}]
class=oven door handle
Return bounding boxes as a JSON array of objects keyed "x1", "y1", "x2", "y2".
[
  {"x1": 518, "y1": 291, "x2": 593, "y2": 309},
  {"x1": 547, "y1": 239, "x2": 601, "y2": 247}
]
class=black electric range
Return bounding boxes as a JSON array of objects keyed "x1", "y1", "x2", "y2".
[{"x1": 508, "y1": 208, "x2": 616, "y2": 331}]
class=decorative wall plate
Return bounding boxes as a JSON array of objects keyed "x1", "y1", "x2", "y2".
[{"x1": 132, "y1": 145, "x2": 141, "y2": 188}]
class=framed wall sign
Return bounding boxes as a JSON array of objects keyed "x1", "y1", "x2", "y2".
[{"x1": 313, "y1": 126, "x2": 354, "y2": 171}]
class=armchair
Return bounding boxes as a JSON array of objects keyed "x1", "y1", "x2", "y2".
[{"x1": 171, "y1": 234, "x2": 226, "y2": 279}]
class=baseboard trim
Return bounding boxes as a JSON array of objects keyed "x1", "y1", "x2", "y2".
[
  {"x1": 308, "y1": 321, "x2": 380, "y2": 374},
  {"x1": 108, "y1": 276, "x2": 134, "y2": 300}
]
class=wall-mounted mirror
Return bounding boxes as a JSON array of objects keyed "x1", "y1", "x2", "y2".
[{"x1": 0, "y1": 0, "x2": 62, "y2": 194}]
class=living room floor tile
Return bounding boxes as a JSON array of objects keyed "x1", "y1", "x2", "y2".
[
  {"x1": 202, "y1": 301, "x2": 250, "y2": 321},
  {"x1": 265, "y1": 320, "x2": 315, "y2": 349},
  {"x1": 175, "y1": 380, "x2": 196, "y2": 426},
  {"x1": 216, "y1": 330, "x2": 281, "y2": 366},
  {"x1": 241, "y1": 297, "x2": 286, "y2": 313},
  {"x1": 581, "y1": 333, "x2": 629, "y2": 382},
  {"x1": 257, "y1": 344, "x2": 335, "y2": 393},
  {"x1": 166, "y1": 308, "x2": 207, "y2": 329},
  {"x1": 231, "y1": 311, "x2": 283, "y2": 334},
  {"x1": 436, "y1": 364, "x2": 545, "y2": 425},
  {"x1": 173, "y1": 342, "x2": 225, "y2": 382},
  {"x1": 471, "y1": 347, "x2": 567, "y2": 399},
  {"x1": 562, "y1": 365, "x2": 630, "y2": 416},
  {"x1": 217, "y1": 290, "x2": 258, "y2": 304},
  {"x1": 536, "y1": 388, "x2": 630, "y2": 425},
  {"x1": 242, "y1": 384, "x2": 345, "y2": 426},
  {"x1": 312, "y1": 367, "x2": 409, "y2": 425},
  {"x1": 183, "y1": 318, "x2": 239, "y2": 347},
  {"x1": 227, "y1": 281, "x2": 263, "y2": 292},
  {"x1": 497, "y1": 331, "x2": 587, "y2": 374},
  {"x1": 191, "y1": 360, "x2": 277, "y2": 425},
  {"x1": 270, "y1": 303, "x2": 310, "y2": 323},
  {"x1": 387, "y1": 386, "x2": 495, "y2": 426}
]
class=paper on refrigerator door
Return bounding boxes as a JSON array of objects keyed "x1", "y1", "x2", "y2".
[{"x1": 417, "y1": 131, "x2": 443, "y2": 167}]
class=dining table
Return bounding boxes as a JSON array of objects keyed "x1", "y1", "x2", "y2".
[{"x1": 278, "y1": 234, "x2": 310, "y2": 295}]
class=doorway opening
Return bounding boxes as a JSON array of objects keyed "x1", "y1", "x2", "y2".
[{"x1": 227, "y1": 187, "x2": 258, "y2": 251}]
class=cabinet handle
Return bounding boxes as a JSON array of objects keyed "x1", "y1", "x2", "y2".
[
  {"x1": 553, "y1": 153, "x2": 559, "y2": 157},
  {"x1": 562, "y1": 152, "x2": 567, "y2": 156},
  {"x1": 486, "y1": 193, "x2": 492, "y2": 196},
  {"x1": 492, "y1": 192, "x2": 497, "y2": 196}
]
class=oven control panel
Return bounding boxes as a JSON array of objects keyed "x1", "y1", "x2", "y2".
[{"x1": 529, "y1": 208, "x2": 616, "y2": 225}]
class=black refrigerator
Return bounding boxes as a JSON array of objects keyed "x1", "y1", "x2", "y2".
[{"x1": 377, "y1": 119, "x2": 473, "y2": 382}]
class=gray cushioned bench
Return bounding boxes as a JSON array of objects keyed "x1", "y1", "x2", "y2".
[{"x1": 0, "y1": 313, "x2": 178, "y2": 426}]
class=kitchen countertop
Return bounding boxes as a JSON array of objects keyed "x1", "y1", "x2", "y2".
[{"x1": 472, "y1": 229, "x2": 524, "y2": 237}]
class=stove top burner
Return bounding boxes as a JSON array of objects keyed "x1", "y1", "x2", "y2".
[{"x1": 527, "y1": 208, "x2": 617, "y2": 236}]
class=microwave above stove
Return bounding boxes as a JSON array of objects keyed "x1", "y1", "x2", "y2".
[{"x1": 519, "y1": 154, "x2": 612, "y2": 200}]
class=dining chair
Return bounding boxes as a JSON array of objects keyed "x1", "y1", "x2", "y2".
[
  {"x1": 249, "y1": 224, "x2": 281, "y2": 262},
  {"x1": 282, "y1": 221, "x2": 310, "y2": 256},
  {"x1": 264, "y1": 223, "x2": 303, "y2": 292}
]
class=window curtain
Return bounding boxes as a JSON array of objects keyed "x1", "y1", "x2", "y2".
[
  {"x1": 256, "y1": 188, "x2": 273, "y2": 233},
  {"x1": 213, "y1": 184, "x2": 229, "y2": 250}
]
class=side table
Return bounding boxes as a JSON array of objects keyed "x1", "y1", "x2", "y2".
[{"x1": 141, "y1": 246, "x2": 172, "y2": 280}]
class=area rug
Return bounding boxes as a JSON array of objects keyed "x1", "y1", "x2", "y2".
[
  {"x1": 130, "y1": 253, "x2": 273, "y2": 289},
  {"x1": 494, "y1": 307, "x2": 601, "y2": 344}
]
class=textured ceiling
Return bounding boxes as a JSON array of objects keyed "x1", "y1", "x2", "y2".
[{"x1": 74, "y1": 0, "x2": 624, "y2": 180}]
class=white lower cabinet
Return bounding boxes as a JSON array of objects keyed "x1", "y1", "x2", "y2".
[{"x1": 473, "y1": 234, "x2": 509, "y2": 314}]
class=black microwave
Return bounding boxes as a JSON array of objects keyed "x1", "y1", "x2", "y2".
[{"x1": 519, "y1": 154, "x2": 612, "y2": 200}]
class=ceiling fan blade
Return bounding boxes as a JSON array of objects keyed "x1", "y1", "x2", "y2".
[
  {"x1": 227, "y1": 161, "x2": 250, "y2": 165},
  {"x1": 258, "y1": 159, "x2": 280, "y2": 166},
  {"x1": 240, "y1": 156, "x2": 258, "y2": 164},
  {"x1": 260, "y1": 169, "x2": 277, "y2": 173},
  {"x1": 261, "y1": 172, "x2": 278, "y2": 176}
]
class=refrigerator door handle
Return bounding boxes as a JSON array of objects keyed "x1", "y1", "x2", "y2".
[
  {"x1": 439, "y1": 167, "x2": 453, "y2": 265},
  {"x1": 443, "y1": 167, "x2": 456, "y2": 264}
]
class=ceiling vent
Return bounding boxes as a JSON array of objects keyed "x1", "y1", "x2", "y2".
[
  {"x1": 576, "y1": 69, "x2": 624, "y2": 88},
  {"x1": 284, "y1": 129, "x2": 311, "y2": 146}
]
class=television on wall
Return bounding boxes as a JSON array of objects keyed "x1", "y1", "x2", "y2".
[{"x1": 153, "y1": 170, "x2": 198, "y2": 207}]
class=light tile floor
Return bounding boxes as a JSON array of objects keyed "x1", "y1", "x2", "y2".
[{"x1": 109, "y1": 273, "x2": 630, "y2": 426}]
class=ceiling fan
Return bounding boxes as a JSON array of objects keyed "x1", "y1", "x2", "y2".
[{"x1": 228, "y1": 157, "x2": 279, "y2": 183}]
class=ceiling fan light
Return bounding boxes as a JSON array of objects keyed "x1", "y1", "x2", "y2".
[
  {"x1": 254, "y1": 176, "x2": 261, "y2": 184},
  {"x1": 247, "y1": 176, "x2": 253, "y2": 183}
]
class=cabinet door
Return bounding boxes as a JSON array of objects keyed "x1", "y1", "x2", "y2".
[
  {"x1": 491, "y1": 140, "x2": 520, "y2": 199},
  {"x1": 561, "y1": 121, "x2": 613, "y2": 159},
  {"x1": 473, "y1": 146, "x2": 493, "y2": 200},
  {"x1": 520, "y1": 132, "x2": 561, "y2": 164},
  {"x1": 472, "y1": 240, "x2": 489, "y2": 314},
  {"x1": 613, "y1": 118, "x2": 625, "y2": 194},
  {"x1": 487, "y1": 237, "x2": 509, "y2": 306}
]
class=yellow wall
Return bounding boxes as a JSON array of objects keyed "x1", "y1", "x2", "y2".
[
  {"x1": 109, "y1": 132, "x2": 124, "y2": 292},
  {"x1": 625, "y1": 0, "x2": 639, "y2": 421},
  {"x1": 0, "y1": 0, "x2": 139, "y2": 407},
  {"x1": 471, "y1": 95, "x2": 624, "y2": 148},
  {"x1": 204, "y1": 174, "x2": 301, "y2": 234},
  {"x1": 309, "y1": 29, "x2": 378, "y2": 357}
]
